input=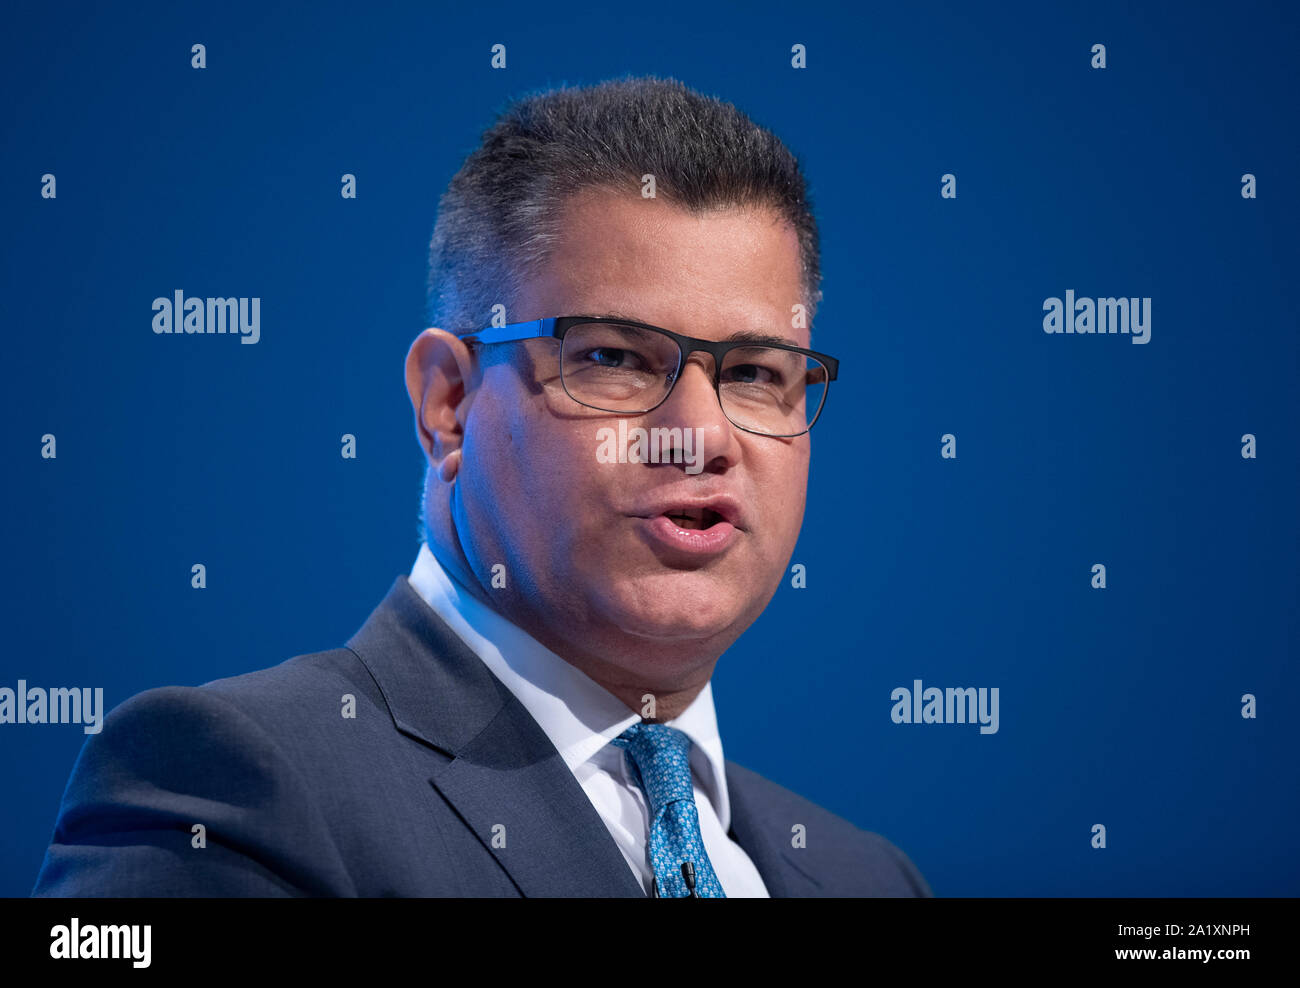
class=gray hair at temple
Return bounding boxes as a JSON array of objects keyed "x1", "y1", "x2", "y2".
[{"x1": 424, "y1": 75, "x2": 823, "y2": 334}]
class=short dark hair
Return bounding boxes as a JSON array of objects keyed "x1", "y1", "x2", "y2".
[{"x1": 425, "y1": 74, "x2": 822, "y2": 332}]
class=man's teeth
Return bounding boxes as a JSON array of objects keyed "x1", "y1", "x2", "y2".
[{"x1": 667, "y1": 508, "x2": 715, "y2": 530}]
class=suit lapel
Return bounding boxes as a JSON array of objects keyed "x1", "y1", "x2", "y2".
[
  {"x1": 347, "y1": 577, "x2": 644, "y2": 897},
  {"x1": 727, "y1": 761, "x2": 824, "y2": 897}
]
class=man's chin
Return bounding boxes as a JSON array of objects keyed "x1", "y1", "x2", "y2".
[
  {"x1": 617, "y1": 618, "x2": 736, "y2": 647},
  {"x1": 593, "y1": 582, "x2": 755, "y2": 648}
]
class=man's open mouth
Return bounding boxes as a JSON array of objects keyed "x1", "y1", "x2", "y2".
[{"x1": 663, "y1": 507, "x2": 726, "y2": 531}]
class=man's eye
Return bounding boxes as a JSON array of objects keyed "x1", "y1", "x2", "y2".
[
  {"x1": 588, "y1": 347, "x2": 635, "y2": 368},
  {"x1": 724, "y1": 363, "x2": 775, "y2": 385}
]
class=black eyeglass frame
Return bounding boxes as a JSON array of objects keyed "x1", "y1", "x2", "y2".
[{"x1": 461, "y1": 315, "x2": 840, "y2": 438}]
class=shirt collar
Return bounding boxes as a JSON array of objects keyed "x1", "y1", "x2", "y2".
[{"x1": 406, "y1": 543, "x2": 733, "y2": 829}]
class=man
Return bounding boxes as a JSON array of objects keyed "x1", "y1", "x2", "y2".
[{"x1": 33, "y1": 76, "x2": 930, "y2": 897}]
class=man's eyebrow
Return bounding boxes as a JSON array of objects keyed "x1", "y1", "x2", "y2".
[
  {"x1": 721, "y1": 330, "x2": 798, "y2": 346},
  {"x1": 588, "y1": 313, "x2": 799, "y2": 347},
  {"x1": 589, "y1": 311, "x2": 648, "y2": 325}
]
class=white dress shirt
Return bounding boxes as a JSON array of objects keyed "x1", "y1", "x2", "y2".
[{"x1": 407, "y1": 543, "x2": 769, "y2": 897}]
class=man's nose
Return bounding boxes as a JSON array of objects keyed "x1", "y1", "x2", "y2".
[{"x1": 644, "y1": 354, "x2": 740, "y2": 464}]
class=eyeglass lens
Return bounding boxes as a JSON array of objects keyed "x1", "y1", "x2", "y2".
[{"x1": 559, "y1": 321, "x2": 828, "y2": 437}]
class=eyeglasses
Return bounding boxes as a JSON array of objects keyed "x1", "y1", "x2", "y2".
[{"x1": 461, "y1": 316, "x2": 839, "y2": 438}]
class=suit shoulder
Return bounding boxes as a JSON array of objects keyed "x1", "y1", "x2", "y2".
[
  {"x1": 69, "y1": 646, "x2": 380, "y2": 751},
  {"x1": 727, "y1": 760, "x2": 933, "y2": 897},
  {"x1": 83, "y1": 646, "x2": 397, "y2": 795},
  {"x1": 196, "y1": 647, "x2": 382, "y2": 717},
  {"x1": 197, "y1": 645, "x2": 372, "y2": 699},
  {"x1": 34, "y1": 676, "x2": 356, "y2": 897}
]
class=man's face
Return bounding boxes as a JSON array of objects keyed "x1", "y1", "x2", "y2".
[{"x1": 454, "y1": 187, "x2": 813, "y2": 685}]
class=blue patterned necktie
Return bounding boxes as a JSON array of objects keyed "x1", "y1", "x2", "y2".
[{"x1": 611, "y1": 722, "x2": 727, "y2": 898}]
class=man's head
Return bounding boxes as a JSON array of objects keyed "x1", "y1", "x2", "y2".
[{"x1": 406, "y1": 76, "x2": 826, "y2": 711}]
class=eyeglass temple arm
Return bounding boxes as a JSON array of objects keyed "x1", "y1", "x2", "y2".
[{"x1": 462, "y1": 318, "x2": 558, "y2": 345}]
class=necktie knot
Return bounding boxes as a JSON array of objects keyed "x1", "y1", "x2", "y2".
[{"x1": 610, "y1": 722, "x2": 695, "y2": 810}]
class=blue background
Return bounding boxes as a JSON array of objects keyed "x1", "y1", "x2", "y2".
[{"x1": 3, "y1": 0, "x2": 1296, "y2": 896}]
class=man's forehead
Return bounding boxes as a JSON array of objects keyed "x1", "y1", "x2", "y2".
[
  {"x1": 522, "y1": 189, "x2": 810, "y2": 345},
  {"x1": 576, "y1": 305, "x2": 807, "y2": 348}
]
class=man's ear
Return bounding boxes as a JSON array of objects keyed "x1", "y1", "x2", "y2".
[{"x1": 405, "y1": 328, "x2": 477, "y2": 473}]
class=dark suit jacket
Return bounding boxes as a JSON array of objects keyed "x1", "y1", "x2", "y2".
[{"x1": 32, "y1": 576, "x2": 932, "y2": 897}]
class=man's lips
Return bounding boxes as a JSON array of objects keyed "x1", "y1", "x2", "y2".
[
  {"x1": 630, "y1": 492, "x2": 747, "y2": 531},
  {"x1": 629, "y1": 492, "x2": 746, "y2": 557},
  {"x1": 638, "y1": 515, "x2": 738, "y2": 556}
]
